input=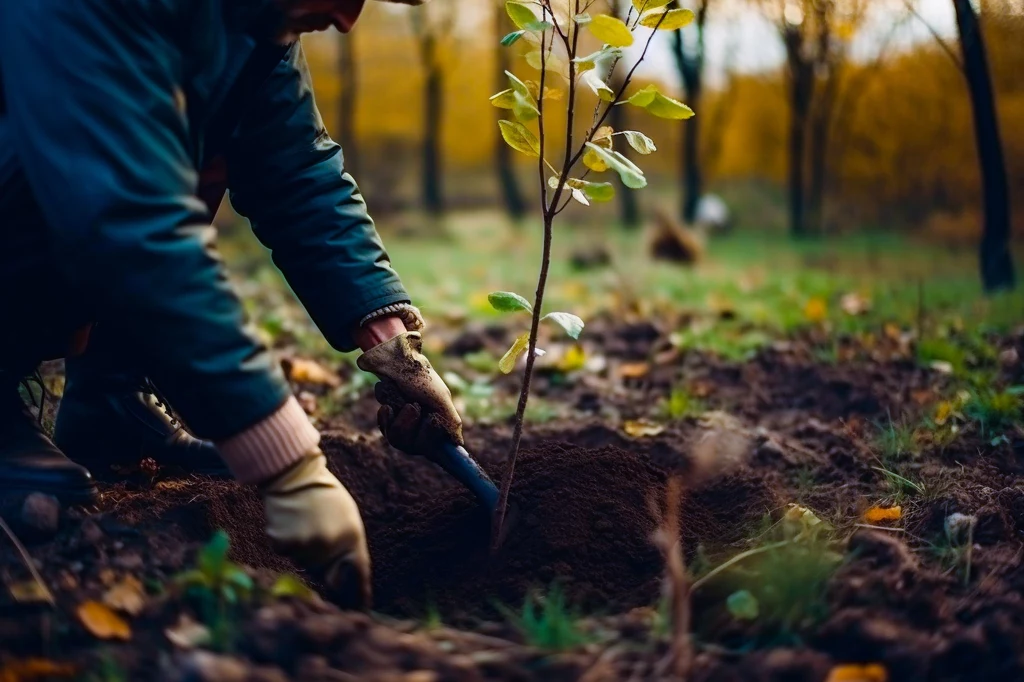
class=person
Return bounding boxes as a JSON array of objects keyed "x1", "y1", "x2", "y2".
[{"x1": 0, "y1": 0, "x2": 464, "y2": 609}]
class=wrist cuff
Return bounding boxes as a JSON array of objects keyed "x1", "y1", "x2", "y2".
[
  {"x1": 359, "y1": 303, "x2": 425, "y2": 332},
  {"x1": 215, "y1": 396, "x2": 321, "y2": 485}
]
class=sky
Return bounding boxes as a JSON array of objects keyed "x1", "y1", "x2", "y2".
[{"x1": 630, "y1": 0, "x2": 959, "y2": 88}]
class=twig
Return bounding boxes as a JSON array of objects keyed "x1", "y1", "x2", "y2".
[
  {"x1": 652, "y1": 477, "x2": 692, "y2": 679},
  {"x1": 903, "y1": 0, "x2": 964, "y2": 72},
  {"x1": 690, "y1": 541, "x2": 791, "y2": 592},
  {"x1": 0, "y1": 515, "x2": 55, "y2": 607}
]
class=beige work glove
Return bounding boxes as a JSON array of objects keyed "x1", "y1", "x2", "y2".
[
  {"x1": 260, "y1": 450, "x2": 371, "y2": 610},
  {"x1": 374, "y1": 0, "x2": 429, "y2": 4},
  {"x1": 357, "y1": 331, "x2": 463, "y2": 455}
]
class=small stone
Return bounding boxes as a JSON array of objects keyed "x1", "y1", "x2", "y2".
[
  {"x1": 21, "y1": 493, "x2": 60, "y2": 535},
  {"x1": 999, "y1": 347, "x2": 1020, "y2": 368},
  {"x1": 79, "y1": 518, "x2": 105, "y2": 545}
]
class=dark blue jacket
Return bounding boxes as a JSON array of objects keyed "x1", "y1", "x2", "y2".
[{"x1": 0, "y1": 0, "x2": 409, "y2": 439}]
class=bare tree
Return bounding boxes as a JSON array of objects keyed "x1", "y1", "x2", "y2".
[
  {"x1": 411, "y1": 2, "x2": 457, "y2": 216},
  {"x1": 494, "y1": 0, "x2": 529, "y2": 221},
  {"x1": 952, "y1": 0, "x2": 1015, "y2": 291},
  {"x1": 671, "y1": 0, "x2": 710, "y2": 223}
]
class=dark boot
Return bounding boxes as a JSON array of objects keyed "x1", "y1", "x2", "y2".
[
  {"x1": 0, "y1": 379, "x2": 98, "y2": 505},
  {"x1": 54, "y1": 362, "x2": 227, "y2": 477}
]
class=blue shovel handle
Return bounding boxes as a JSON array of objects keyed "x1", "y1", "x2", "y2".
[{"x1": 431, "y1": 441, "x2": 500, "y2": 513}]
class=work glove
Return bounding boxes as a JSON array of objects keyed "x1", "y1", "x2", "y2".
[
  {"x1": 357, "y1": 331, "x2": 463, "y2": 455},
  {"x1": 260, "y1": 450, "x2": 371, "y2": 610}
]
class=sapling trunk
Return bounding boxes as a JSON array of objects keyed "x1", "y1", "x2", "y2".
[{"x1": 489, "y1": 0, "x2": 693, "y2": 547}]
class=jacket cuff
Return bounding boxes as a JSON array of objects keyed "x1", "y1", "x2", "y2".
[{"x1": 216, "y1": 396, "x2": 320, "y2": 484}]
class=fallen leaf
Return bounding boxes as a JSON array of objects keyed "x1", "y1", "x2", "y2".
[
  {"x1": 783, "y1": 503, "x2": 824, "y2": 541},
  {"x1": 863, "y1": 506, "x2": 902, "y2": 523},
  {"x1": 282, "y1": 357, "x2": 340, "y2": 388},
  {"x1": 271, "y1": 574, "x2": 320, "y2": 602},
  {"x1": 165, "y1": 614, "x2": 212, "y2": 649},
  {"x1": 103, "y1": 575, "x2": 145, "y2": 616},
  {"x1": 930, "y1": 360, "x2": 954, "y2": 375},
  {"x1": 556, "y1": 344, "x2": 587, "y2": 373},
  {"x1": 618, "y1": 362, "x2": 650, "y2": 379},
  {"x1": 825, "y1": 663, "x2": 888, "y2": 682},
  {"x1": 623, "y1": 420, "x2": 664, "y2": 438},
  {"x1": 803, "y1": 297, "x2": 828, "y2": 323},
  {"x1": 934, "y1": 401, "x2": 953, "y2": 425},
  {"x1": 0, "y1": 658, "x2": 77, "y2": 682},
  {"x1": 7, "y1": 580, "x2": 53, "y2": 605},
  {"x1": 76, "y1": 601, "x2": 131, "y2": 641}
]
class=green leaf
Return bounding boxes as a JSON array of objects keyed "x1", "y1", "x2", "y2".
[
  {"x1": 488, "y1": 291, "x2": 533, "y2": 313},
  {"x1": 646, "y1": 92, "x2": 695, "y2": 119},
  {"x1": 513, "y1": 92, "x2": 539, "y2": 121},
  {"x1": 271, "y1": 574, "x2": 319, "y2": 602},
  {"x1": 639, "y1": 7, "x2": 695, "y2": 30},
  {"x1": 525, "y1": 50, "x2": 565, "y2": 73},
  {"x1": 499, "y1": 333, "x2": 531, "y2": 374},
  {"x1": 524, "y1": 20, "x2": 553, "y2": 32},
  {"x1": 623, "y1": 84, "x2": 659, "y2": 108},
  {"x1": 490, "y1": 89, "x2": 516, "y2": 109},
  {"x1": 543, "y1": 312, "x2": 585, "y2": 339},
  {"x1": 573, "y1": 12, "x2": 592, "y2": 24},
  {"x1": 623, "y1": 130, "x2": 657, "y2": 154},
  {"x1": 501, "y1": 30, "x2": 526, "y2": 46},
  {"x1": 225, "y1": 567, "x2": 254, "y2": 594},
  {"x1": 631, "y1": 0, "x2": 672, "y2": 12},
  {"x1": 587, "y1": 15, "x2": 634, "y2": 47},
  {"x1": 726, "y1": 590, "x2": 759, "y2": 620},
  {"x1": 498, "y1": 120, "x2": 541, "y2": 158},
  {"x1": 199, "y1": 530, "x2": 230, "y2": 577},
  {"x1": 506, "y1": 1, "x2": 537, "y2": 30},
  {"x1": 572, "y1": 46, "x2": 622, "y2": 73},
  {"x1": 583, "y1": 142, "x2": 647, "y2": 188},
  {"x1": 175, "y1": 569, "x2": 211, "y2": 589}
]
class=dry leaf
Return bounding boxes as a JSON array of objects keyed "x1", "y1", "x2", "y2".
[
  {"x1": 76, "y1": 601, "x2": 131, "y2": 641},
  {"x1": 863, "y1": 506, "x2": 902, "y2": 523},
  {"x1": 783, "y1": 504, "x2": 824, "y2": 541},
  {"x1": 103, "y1": 575, "x2": 145, "y2": 616},
  {"x1": 282, "y1": 357, "x2": 341, "y2": 388},
  {"x1": 618, "y1": 362, "x2": 650, "y2": 379},
  {"x1": 7, "y1": 580, "x2": 52, "y2": 605},
  {"x1": 803, "y1": 297, "x2": 828, "y2": 323},
  {"x1": 825, "y1": 663, "x2": 888, "y2": 682},
  {"x1": 623, "y1": 420, "x2": 664, "y2": 438},
  {"x1": 165, "y1": 614, "x2": 212, "y2": 649},
  {"x1": 0, "y1": 658, "x2": 77, "y2": 682}
]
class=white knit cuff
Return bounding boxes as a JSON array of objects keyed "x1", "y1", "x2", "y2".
[{"x1": 215, "y1": 396, "x2": 321, "y2": 485}]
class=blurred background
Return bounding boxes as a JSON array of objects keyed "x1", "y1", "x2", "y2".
[{"x1": 216, "y1": 0, "x2": 1023, "y2": 401}]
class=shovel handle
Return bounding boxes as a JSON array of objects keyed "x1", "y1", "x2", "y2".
[{"x1": 432, "y1": 441, "x2": 499, "y2": 513}]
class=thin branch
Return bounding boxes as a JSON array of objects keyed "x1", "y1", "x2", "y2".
[
  {"x1": 0, "y1": 515, "x2": 55, "y2": 607},
  {"x1": 903, "y1": 0, "x2": 964, "y2": 72},
  {"x1": 547, "y1": 0, "x2": 582, "y2": 214}
]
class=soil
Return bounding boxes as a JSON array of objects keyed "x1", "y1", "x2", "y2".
[{"x1": 2, "y1": 323, "x2": 1023, "y2": 681}]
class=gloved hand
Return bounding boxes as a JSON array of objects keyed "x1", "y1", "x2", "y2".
[
  {"x1": 357, "y1": 331, "x2": 463, "y2": 455},
  {"x1": 260, "y1": 450, "x2": 371, "y2": 610}
]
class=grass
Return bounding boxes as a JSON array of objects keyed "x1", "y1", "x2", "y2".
[
  {"x1": 964, "y1": 389, "x2": 1024, "y2": 438},
  {"x1": 874, "y1": 415, "x2": 921, "y2": 463},
  {"x1": 873, "y1": 465, "x2": 926, "y2": 505},
  {"x1": 660, "y1": 386, "x2": 707, "y2": 420},
  {"x1": 498, "y1": 584, "x2": 590, "y2": 651}
]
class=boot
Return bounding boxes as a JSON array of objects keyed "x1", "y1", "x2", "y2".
[
  {"x1": 54, "y1": 362, "x2": 228, "y2": 477},
  {"x1": 0, "y1": 378, "x2": 98, "y2": 505}
]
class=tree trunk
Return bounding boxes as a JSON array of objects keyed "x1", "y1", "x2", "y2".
[
  {"x1": 953, "y1": 0, "x2": 1015, "y2": 291},
  {"x1": 422, "y1": 37, "x2": 445, "y2": 216},
  {"x1": 788, "y1": 72, "x2": 812, "y2": 238},
  {"x1": 671, "y1": 4, "x2": 706, "y2": 224},
  {"x1": 337, "y1": 33, "x2": 359, "y2": 177},
  {"x1": 807, "y1": 70, "x2": 838, "y2": 234},
  {"x1": 495, "y1": 3, "x2": 527, "y2": 221}
]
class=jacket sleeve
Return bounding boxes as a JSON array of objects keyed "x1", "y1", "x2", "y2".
[
  {"x1": 226, "y1": 43, "x2": 410, "y2": 353},
  {"x1": 0, "y1": 1, "x2": 291, "y2": 439}
]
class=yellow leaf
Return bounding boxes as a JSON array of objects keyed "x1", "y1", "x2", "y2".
[
  {"x1": 587, "y1": 15, "x2": 634, "y2": 47},
  {"x1": 623, "y1": 419, "x2": 664, "y2": 437},
  {"x1": 499, "y1": 333, "x2": 531, "y2": 374},
  {"x1": 283, "y1": 357, "x2": 340, "y2": 388},
  {"x1": 498, "y1": 120, "x2": 541, "y2": 158},
  {"x1": 76, "y1": 601, "x2": 131, "y2": 641},
  {"x1": 583, "y1": 147, "x2": 609, "y2": 172},
  {"x1": 556, "y1": 345, "x2": 587, "y2": 373},
  {"x1": 631, "y1": 0, "x2": 672, "y2": 12},
  {"x1": 0, "y1": 658, "x2": 77, "y2": 682},
  {"x1": 645, "y1": 91, "x2": 695, "y2": 119},
  {"x1": 639, "y1": 7, "x2": 695, "y2": 30},
  {"x1": 7, "y1": 580, "x2": 53, "y2": 605},
  {"x1": 863, "y1": 506, "x2": 902, "y2": 523},
  {"x1": 826, "y1": 663, "x2": 888, "y2": 682},
  {"x1": 489, "y1": 89, "x2": 517, "y2": 109},
  {"x1": 782, "y1": 503, "x2": 824, "y2": 541},
  {"x1": 804, "y1": 297, "x2": 828, "y2": 323},
  {"x1": 103, "y1": 575, "x2": 145, "y2": 616},
  {"x1": 934, "y1": 401, "x2": 953, "y2": 426}
]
